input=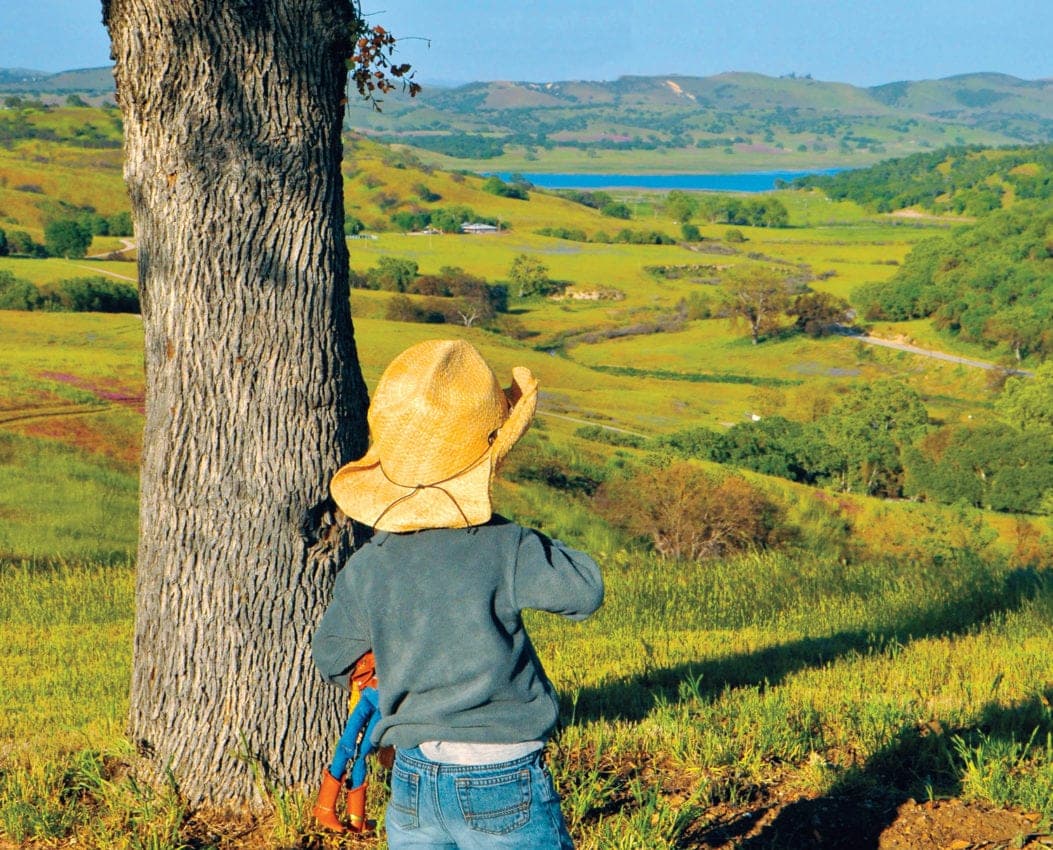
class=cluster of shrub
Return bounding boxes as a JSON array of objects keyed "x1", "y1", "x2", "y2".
[
  {"x1": 505, "y1": 437, "x2": 802, "y2": 563},
  {"x1": 0, "y1": 100, "x2": 122, "y2": 147},
  {"x1": 557, "y1": 310, "x2": 689, "y2": 348},
  {"x1": 853, "y1": 200, "x2": 1053, "y2": 360},
  {"x1": 575, "y1": 374, "x2": 1053, "y2": 517},
  {"x1": 0, "y1": 211, "x2": 132, "y2": 260},
  {"x1": 481, "y1": 175, "x2": 531, "y2": 200},
  {"x1": 644, "y1": 263, "x2": 720, "y2": 281},
  {"x1": 351, "y1": 259, "x2": 507, "y2": 328},
  {"x1": 0, "y1": 271, "x2": 139, "y2": 313},
  {"x1": 682, "y1": 194, "x2": 789, "y2": 228},
  {"x1": 384, "y1": 132, "x2": 508, "y2": 160},
  {"x1": 552, "y1": 188, "x2": 636, "y2": 220},
  {"x1": 555, "y1": 189, "x2": 615, "y2": 209},
  {"x1": 794, "y1": 142, "x2": 1053, "y2": 214},
  {"x1": 534, "y1": 226, "x2": 675, "y2": 245},
  {"x1": 388, "y1": 204, "x2": 501, "y2": 234},
  {"x1": 511, "y1": 415, "x2": 1051, "y2": 569}
]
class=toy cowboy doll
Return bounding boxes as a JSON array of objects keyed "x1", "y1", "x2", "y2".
[{"x1": 312, "y1": 650, "x2": 380, "y2": 833}]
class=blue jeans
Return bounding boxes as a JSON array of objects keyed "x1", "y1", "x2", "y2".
[{"x1": 386, "y1": 746, "x2": 575, "y2": 849}]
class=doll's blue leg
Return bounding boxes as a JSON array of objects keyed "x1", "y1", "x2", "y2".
[
  {"x1": 329, "y1": 701, "x2": 369, "y2": 779},
  {"x1": 332, "y1": 693, "x2": 377, "y2": 777},
  {"x1": 349, "y1": 700, "x2": 382, "y2": 788}
]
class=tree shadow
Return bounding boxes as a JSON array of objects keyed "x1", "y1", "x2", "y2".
[
  {"x1": 732, "y1": 689, "x2": 1053, "y2": 849},
  {"x1": 564, "y1": 566, "x2": 1045, "y2": 726}
]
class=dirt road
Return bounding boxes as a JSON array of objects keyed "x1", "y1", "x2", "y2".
[{"x1": 851, "y1": 332, "x2": 1033, "y2": 376}]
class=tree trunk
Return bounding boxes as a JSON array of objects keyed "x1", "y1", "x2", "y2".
[{"x1": 103, "y1": 0, "x2": 369, "y2": 807}]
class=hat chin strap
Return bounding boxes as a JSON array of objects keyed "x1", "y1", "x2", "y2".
[{"x1": 371, "y1": 443, "x2": 494, "y2": 531}]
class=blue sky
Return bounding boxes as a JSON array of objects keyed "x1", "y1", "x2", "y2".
[{"x1": 1, "y1": 0, "x2": 1050, "y2": 87}]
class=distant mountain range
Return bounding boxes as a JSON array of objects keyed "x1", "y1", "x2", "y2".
[
  {"x1": 342, "y1": 71, "x2": 1053, "y2": 166},
  {"x1": 4, "y1": 67, "x2": 1052, "y2": 167},
  {"x1": 355, "y1": 71, "x2": 1053, "y2": 131},
  {"x1": 417, "y1": 71, "x2": 1053, "y2": 117},
  {"x1": 0, "y1": 66, "x2": 114, "y2": 94}
]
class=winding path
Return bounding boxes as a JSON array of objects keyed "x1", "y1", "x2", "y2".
[
  {"x1": 537, "y1": 409, "x2": 648, "y2": 438},
  {"x1": 0, "y1": 402, "x2": 109, "y2": 427},
  {"x1": 67, "y1": 263, "x2": 137, "y2": 283},
  {"x1": 86, "y1": 238, "x2": 137, "y2": 260},
  {"x1": 854, "y1": 333, "x2": 1033, "y2": 376}
]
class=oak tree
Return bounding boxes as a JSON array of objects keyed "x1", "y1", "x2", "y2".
[
  {"x1": 821, "y1": 380, "x2": 928, "y2": 496},
  {"x1": 43, "y1": 219, "x2": 92, "y2": 259},
  {"x1": 996, "y1": 362, "x2": 1053, "y2": 429},
  {"x1": 509, "y1": 253, "x2": 554, "y2": 297},
  {"x1": 101, "y1": 0, "x2": 411, "y2": 807},
  {"x1": 722, "y1": 265, "x2": 800, "y2": 344}
]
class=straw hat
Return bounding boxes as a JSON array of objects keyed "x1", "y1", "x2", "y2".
[{"x1": 330, "y1": 339, "x2": 538, "y2": 532}]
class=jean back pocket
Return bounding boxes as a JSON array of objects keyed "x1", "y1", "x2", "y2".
[
  {"x1": 455, "y1": 768, "x2": 532, "y2": 835},
  {"x1": 389, "y1": 764, "x2": 421, "y2": 831}
]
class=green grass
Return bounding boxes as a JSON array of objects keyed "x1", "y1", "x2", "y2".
[
  {"x1": 2, "y1": 307, "x2": 1048, "y2": 847},
  {"x1": 0, "y1": 256, "x2": 137, "y2": 285},
  {"x1": 0, "y1": 433, "x2": 138, "y2": 560},
  {"x1": 0, "y1": 562, "x2": 133, "y2": 758},
  {"x1": 2, "y1": 534, "x2": 1050, "y2": 848},
  {"x1": 2, "y1": 119, "x2": 1052, "y2": 847},
  {"x1": 1, "y1": 318, "x2": 1050, "y2": 848},
  {"x1": 0, "y1": 311, "x2": 141, "y2": 559}
]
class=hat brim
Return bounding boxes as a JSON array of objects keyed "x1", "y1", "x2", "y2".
[
  {"x1": 491, "y1": 367, "x2": 538, "y2": 472},
  {"x1": 331, "y1": 366, "x2": 538, "y2": 532},
  {"x1": 330, "y1": 446, "x2": 494, "y2": 532}
]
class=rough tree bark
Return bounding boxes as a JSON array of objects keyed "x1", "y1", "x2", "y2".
[{"x1": 103, "y1": 0, "x2": 369, "y2": 806}]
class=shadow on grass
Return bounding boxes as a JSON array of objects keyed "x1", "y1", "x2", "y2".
[
  {"x1": 731, "y1": 690, "x2": 1053, "y2": 849},
  {"x1": 560, "y1": 565, "x2": 1050, "y2": 849},
  {"x1": 565, "y1": 566, "x2": 1045, "y2": 726}
]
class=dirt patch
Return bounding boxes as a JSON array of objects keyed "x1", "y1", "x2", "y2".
[
  {"x1": 878, "y1": 799, "x2": 1048, "y2": 849},
  {"x1": 692, "y1": 791, "x2": 1051, "y2": 849},
  {"x1": 38, "y1": 371, "x2": 145, "y2": 413},
  {"x1": 889, "y1": 209, "x2": 975, "y2": 224},
  {"x1": 5, "y1": 790, "x2": 1048, "y2": 849},
  {"x1": 15, "y1": 415, "x2": 141, "y2": 471}
]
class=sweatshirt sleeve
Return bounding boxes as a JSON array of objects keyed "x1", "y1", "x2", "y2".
[
  {"x1": 512, "y1": 527, "x2": 604, "y2": 621},
  {"x1": 311, "y1": 563, "x2": 372, "y2": 689}
]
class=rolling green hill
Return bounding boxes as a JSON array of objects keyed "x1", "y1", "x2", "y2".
[
  {"x1": 0, "y1": 66, "x2": 114, "y2": 95},
  {"x1": 794, "y1": 142, "x2": 1053, "y2": 213},
  {"x1": 5, "y1": 67, "x2": 1053, "y2": 172},
  {"x1": 1, "y1": 97, "x2": 1053, "y2": 850},
  {"x1": 345, "y1": 71, "x2": 1053, "y2": 173}
]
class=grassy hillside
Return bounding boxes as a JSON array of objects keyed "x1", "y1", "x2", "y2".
[
  {"x1": 6, "y1": 68, "x2": 1053, "y2": 172},
  {"x1": 0, "y1": 105, "x2": 125, "y2": 241},
  {"x1": 794, "y1": 142, "x2": 1053, "y2": 214},
  {"x1": 2, "y1": 306, "x2": 1052, "y2": 849},
  {"x1": 0, "y1": 66, "x2": 115, "y2": 97},
  {"x1": 2, "y1": 117, "x2": 1037, "y2": 386},
  {"x1": 2, "y1": 109, "x2": 1052, "y2": 848}
]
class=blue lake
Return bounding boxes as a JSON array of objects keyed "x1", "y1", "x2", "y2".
[{"x1": 489, "y1": 169, "x2": 841, "y2": 192}]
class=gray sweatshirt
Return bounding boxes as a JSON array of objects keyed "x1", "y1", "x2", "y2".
[{"x1": 312, "y1": 515, "x2": 604, "y2": 749}]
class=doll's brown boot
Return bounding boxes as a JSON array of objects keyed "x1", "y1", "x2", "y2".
[{"x1": 312, "y1": 770, "x2": 346, "y2": 833}]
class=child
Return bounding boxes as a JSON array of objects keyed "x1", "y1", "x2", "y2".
[{"x1": 312, "y1": 338, "x2": 604, "y2": 849}]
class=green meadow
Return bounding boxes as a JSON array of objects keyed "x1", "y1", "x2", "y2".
[{"x1": 1, "y1": 114, "x2": 1052, "y2": 848}]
